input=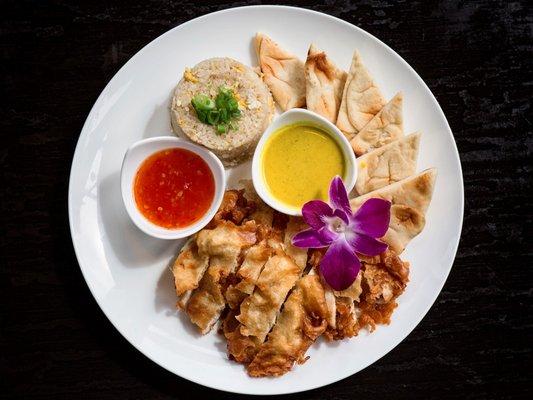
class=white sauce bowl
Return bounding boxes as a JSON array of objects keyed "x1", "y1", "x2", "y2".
[
  {"x1": 252, "y1": 108, "x2": 357, "y2": 216},
  {"x1": 120, "y1": 136, "x2": 226, "y2": 239}
]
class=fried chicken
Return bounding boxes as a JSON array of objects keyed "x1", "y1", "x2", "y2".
[
  {"x1": 172, "y1": 184, "x2": 412, "y2": 377},
  {"x1": 210, "y1": 189, "x2": 256, "y2": 227},
  {"x1": 247, "y1": 275, "x2": 328, "y2": 377},
  {"x1": 184, "y1": 221, "x2": 257, "y2": 333},
  {"x1": 324, "y1": 249, "x2": 410, "y2": 340}
]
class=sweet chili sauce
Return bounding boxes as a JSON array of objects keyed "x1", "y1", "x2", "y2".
[{"x1": 134, "y1": 148, "x2": 215, "y2": 229}]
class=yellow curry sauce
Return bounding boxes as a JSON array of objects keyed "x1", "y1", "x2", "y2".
[{"x1": 261, "y1": 123, "x2": 346, "y2": 209}]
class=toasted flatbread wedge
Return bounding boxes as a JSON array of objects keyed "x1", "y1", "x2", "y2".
[
  {"x1": 255, "y1": 33, "x2": 306, "y2": 111},
  {"x1": 355, "y1": 132, "x2": 421, "y2": 195},
  {"x1": 350, "y1": 168, "x2": 437, "y2": 253},
  {"x1": 351, "y1": 168, "x2": 436, "y2": 213},
  {"x1": 336, "y1": 51, "x2": 386, "y2": 137},
  {"x1": 236, "y1": 253, "x2": 303, "y2": 342},
  {"x1": 350, "y1": 93, "x2": 403, "y2": 156},
  {"x1": 247, "y1": 275, "x2": 328, "y2": 377},
  {"x1": 305, "y1": 44, "x2": 347, "y2": 123},
  {"x1": 383, "y1": 204, "x2": 426, "y2": 254}
]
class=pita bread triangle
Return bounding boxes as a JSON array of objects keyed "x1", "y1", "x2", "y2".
[
  {"x1": 355, "y1": 132, "x2": 421, "y2": 195},
  {"x1": 350, "y1": 168, "x2": 437, "y2": 253},
  {"x1": 350, "y1": 92, "x2": 404, "y2": 156},
  {"x1": 336, "y1": 51, "x2": 385, "y2": 136}
]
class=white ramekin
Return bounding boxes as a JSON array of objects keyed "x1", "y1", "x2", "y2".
[
  {"x1": 120, "y1": 136, "x2": 226, "y2": 239},
  {"x1": 252, "y1": 108, "x2": 357, "y2": 216}
]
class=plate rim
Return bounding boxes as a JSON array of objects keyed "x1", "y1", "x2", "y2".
[{"x1": 68, "y1": 4, "x2": 464, "y2": 395}]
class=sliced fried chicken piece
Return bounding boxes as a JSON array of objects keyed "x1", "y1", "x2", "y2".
[
  {"x1": 225, "y1": 240, "x2": 273, "y2": 309},
  {"x1": 283, "y1": 217, "x2": 308, "y2": 269},
  {"x1": 247, "y1": 275, "x2": 328, "y2": 377},
  {"x1": 171, "y1": 237, "x2": 209, "y2": 298},
  {"x1": 210, "y1": 189, "x2": 256, "y2": 227},
  {"x1": 324, "y1": 249, "x2": 410, "y2": 340},
  {"x1": 184, "y1": 221, "x2": 257, "y2": 334},
  {"x1": 236, "y1": 253, "x2": 303, "y2": 342}
]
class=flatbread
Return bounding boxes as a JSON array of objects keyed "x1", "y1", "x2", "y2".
[
  {"x1": 305, "y1": 44, "x2": 347, "y2": 123},
  {"x1": 351, "y1": 168, "x2": 436, "y2": 213},
  {"x1": 336, "y1": 51, "x2": 385, "y2": 137},
  {"x1": 350, "y1": 168, "x2": 437, "y2": 253},
  {"x1": 355, "y1": 132, "x2": 421, "y2": 195},
  {"x1": 255, "y1": 33, "x2": 306, "y2": 111},
  {"x1": 383, "y1": 204, "x2": 426, "y2": 254},
  {"x1": 350, "y1": 92, "x2": 403, "y2": 156}
]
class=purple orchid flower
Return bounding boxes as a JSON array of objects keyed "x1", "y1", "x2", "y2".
[{"x1": 292, "y1": 176, "x2": 391, "y2": 291}]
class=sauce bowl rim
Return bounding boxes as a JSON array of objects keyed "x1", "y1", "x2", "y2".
[{"x1": 120, "y1": 136, "x2": 226, "y2": 240}]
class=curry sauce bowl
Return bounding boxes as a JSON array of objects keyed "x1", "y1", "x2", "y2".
[{"x1": 252, "y1": 108, "x2": 357, "y2": 216}]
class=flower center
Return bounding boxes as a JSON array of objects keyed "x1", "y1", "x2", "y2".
[{"x1": 328, "y1": 216, "x2": 346, "y2": 234}]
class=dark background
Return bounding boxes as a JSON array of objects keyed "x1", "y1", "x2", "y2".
[{"x1": 1, "y1": 1, "x2": 532, "y2": 399}]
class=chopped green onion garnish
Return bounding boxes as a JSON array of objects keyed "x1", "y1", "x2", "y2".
[
  {"x1": 207, "y1": 110, "x2": 219, "y2": 125},
  {"x1": 217, "y1": 124, "x2": 228, "y2": 134},
  {"x1": 192, "y1": 94, "x2": 215, "y2": 111},
  {"x1": 191, "y1": 87, "x2": 242, "y2": 135}
]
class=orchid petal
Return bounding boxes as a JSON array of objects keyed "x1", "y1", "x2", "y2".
[
  {"x1": 329, "y1": 176, "x2": 352, "y2": 215},
  {"x1": 351, "y1": 198, "x2": 391, "y2": 238},
  {"x1": 317, "y1": 226, "x2": 338, "y2": 244},
  {"x1": 347, "y1": 233, "x2": 388, "y2": 256},
  {"x1": 319, "y1": 239, "x2": 361, "y2": 291},
  {"x1": 302, "y1": 200, "x2": 333, "y2": 230},
  {"x1": 292, "y1": 228, "x2": 334, "y2": 248}
]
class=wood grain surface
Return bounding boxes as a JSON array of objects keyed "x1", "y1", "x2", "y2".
[{"x1": 1, "y1": 1, "x2": 532, "y2": 399}]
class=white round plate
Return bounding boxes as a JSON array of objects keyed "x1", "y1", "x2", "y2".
[{"x1": 69, "y1": 5, "x2": 463, "y2": 395}]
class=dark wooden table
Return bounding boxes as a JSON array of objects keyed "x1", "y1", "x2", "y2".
[{"x1": 2, "y1": 1, "x2": 532, "y2": 399}]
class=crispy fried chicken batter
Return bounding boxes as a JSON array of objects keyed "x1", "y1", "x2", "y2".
[
  {"x1": 324, "y1": 249, "x2": 409, "y2": 340},
  {"x1": 222, "y1": 309, "x2": 263, "y2": 363},
  {"x1": 210, "y1": 189, "x2": 256, "y2": 227},
  {"x1": 236, "y1": 253, "x2": 303, "y2": 342},
  {"x1": 185, "y1": 221, "x2": 257, "y2": 334},
  {"x1": 247, "y1": 275, "x2": 328, "y2": 377},
  {"x1": 171, "y1": 185, "x2": 412, "y2": 377}
]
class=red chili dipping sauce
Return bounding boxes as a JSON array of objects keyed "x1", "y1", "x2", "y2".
[{"x1": 134, "y1": 148, "x2": 215, "y2": 229}]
